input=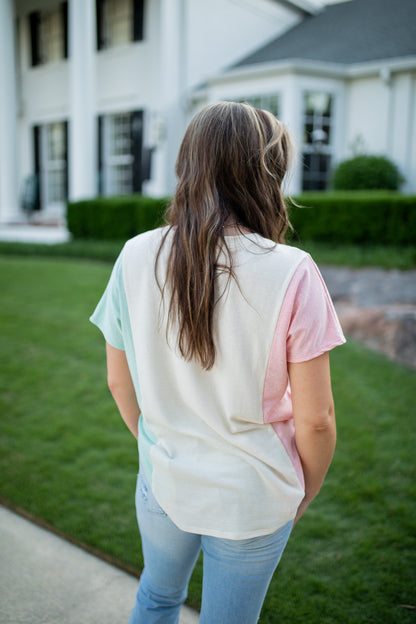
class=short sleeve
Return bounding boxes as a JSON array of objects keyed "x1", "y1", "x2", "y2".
[
  {"x1": 89, "y1": 251, "x2": 126, "y2": 350},
  {"x1": 285, "y1": 255, "x2": 346, "y2": 363}
]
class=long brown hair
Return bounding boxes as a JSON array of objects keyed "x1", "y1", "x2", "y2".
[{"x1": 156, "y1": 101, "x2": 294, "y2": 370}]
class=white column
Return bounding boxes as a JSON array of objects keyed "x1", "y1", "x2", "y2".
[
  {"x1": 69, "y1": 0, "x2": 96, "y2": 200},
  {"x1": 159, "y1": 0, "x2": 186, "y2": 194},
  {"x1": 0, "y1": 0, "x2": 19, "y2": 223},
  {"x1": 282, "y1": 76, "x2": 303, "y2": 195}
]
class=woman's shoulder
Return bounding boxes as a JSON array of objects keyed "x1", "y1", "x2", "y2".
[
  {"x1": 127, "y1": 225, "x2": 169, "y2": 246},
  {"x1": 124, "y1": 226, "x2": 170, "y2": 256}
]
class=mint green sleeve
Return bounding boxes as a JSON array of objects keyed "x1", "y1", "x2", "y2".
[{"x1": 89, "y1": 251, "x2": 126, "y2": 350}]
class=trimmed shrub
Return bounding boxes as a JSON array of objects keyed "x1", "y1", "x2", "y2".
[
  {"x1": 67, "y1": 195, "x2": 169, "y2": 240},
  {"x1": 288, "y1": 192, "x2": 416, "y2": 246},
  {"x1": 332, "y1": 155, "x2": 403, "y2": 190},
  {"x1": 67, "y1": 192, "x2": 416, "y2": 247}
]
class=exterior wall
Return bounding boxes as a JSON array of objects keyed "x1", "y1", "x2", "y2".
[
  {"x1": 389, "y1": 72, "x2": 416, "y2": 193},
  {"x1": 345, "y1": 75, "x2": 390, "y2": 157},
  {"x1": 345, "y1": 71, "x2": 416, "y2": 192},
  {"x1": 186, "y1": 0, "x2": 300, "y2": 89}
]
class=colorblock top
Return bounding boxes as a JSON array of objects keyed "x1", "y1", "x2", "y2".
[{"x1": 90, "y1": 227, "x2": 345, "y2": 539}]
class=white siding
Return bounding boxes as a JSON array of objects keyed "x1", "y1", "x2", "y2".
[
  {"x1": 345, "y1": 71, "x2": 416, "y2": 192},
  {"x1": 186, "y1": 0, "x2": 301, "y2": 88}
]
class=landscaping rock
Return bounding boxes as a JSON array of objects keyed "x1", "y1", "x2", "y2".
[{"x1": 320, "y1": 267, "x2": 416, "y2": 369}]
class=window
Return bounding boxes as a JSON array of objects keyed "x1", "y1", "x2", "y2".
[
  {"x1": 302, "y1": 92, "x2": 333, "y2": 191},
  {"x1": 98, "y1": 111, "x2": 145, "y2": 195},
  {"x1": 104, "y1": 113, "x2": 134, "y2": 195},
  {"x1": 29, "y1": 3, "x2": 68, "y2": 66},
  {"x1": 33, "y1": 122, "x2": 68, "y2": 211},
  {"x1": 96, "y1": 0, "x2": 144, "y2": 50},
  {"x1": 44, "y1": 123, "x2": 67, "y2": 204},
  {"x1": 236, "y1": 94, "x2": 280, "y2": 118}
]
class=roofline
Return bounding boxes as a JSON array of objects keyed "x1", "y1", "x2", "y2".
[
  {"x1": 201, "y1": 55, "x2": 416, "y2": 86},
  {"x1": 270, "y1": 0, "x2": 320, "y2": 17}
]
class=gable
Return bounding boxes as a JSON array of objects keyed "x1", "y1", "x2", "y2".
[{"x1": 234, "y1": 0, "x2": 416, "y2": 68}]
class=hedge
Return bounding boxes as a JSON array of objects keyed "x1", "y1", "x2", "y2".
[
  {"x1": 288, "y1": 192, "x2": 416, "y2": 246},
  {"x1": 67, "y1": 192, "x2": 416, "y2": 247},
  {"x1": 67, "y1": 195, "x2": 169, "y2": 240}
]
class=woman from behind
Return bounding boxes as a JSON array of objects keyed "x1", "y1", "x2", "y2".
[{"x1": 91, "y1": 101, "x2": 345, "y2": 623}]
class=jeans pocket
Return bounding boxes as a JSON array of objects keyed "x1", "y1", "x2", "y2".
[{"x1": 137, "y1": 471, "x2": 167, "y2": 516}]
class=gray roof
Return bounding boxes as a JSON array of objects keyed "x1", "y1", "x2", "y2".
[{"x1": 234, "y1": 0, "x2": 416, "y2": 68}]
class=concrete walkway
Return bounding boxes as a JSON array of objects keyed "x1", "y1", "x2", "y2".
[
  {"x1": 0, "y1": 224, "x2": 71, "y2": 244},
  {"x1": 0, "y1": 505, "x2": 199, "y2": 624}
]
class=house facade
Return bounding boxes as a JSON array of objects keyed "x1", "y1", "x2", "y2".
[
  {"x1": 1, "y1": 0, "x2": 311, "y2": 225},
  {"x1": 197, "y1": 0, "x2": 416, "y2": 195},
  {"x1": 1, "y1": 0, "x2": 415, "y2": 226}
]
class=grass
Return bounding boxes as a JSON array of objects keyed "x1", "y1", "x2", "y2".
[
  {"x1": 0, "y1": 238, "x2": 415, "y2": 269},
  {"x1": 293, "y1": 239, "x2": 416, "y2": 270},
  {"x1": 1, "y1": 254, "x2": 415, "y2": 623}
]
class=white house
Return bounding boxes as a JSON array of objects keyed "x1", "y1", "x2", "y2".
[
  {"x1": 0, "y1": 0, "x2": 313, "y2": 225},
  {"x1": 0, "y1": 0, "x2": 415, "y2": 226},
  {"x1": 197, "y1": 0, "x2": 416, "y2": 194}
]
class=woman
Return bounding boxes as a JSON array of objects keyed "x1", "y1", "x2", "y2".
[{"x1": 90, "y1": 101, "x2": 345, "y2": 623}]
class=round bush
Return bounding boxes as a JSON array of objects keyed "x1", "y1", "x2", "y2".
[{"x1": 332, "y1": 155, "x2": 403, "y2": 190}]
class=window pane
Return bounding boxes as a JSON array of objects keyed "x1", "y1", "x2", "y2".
[
  {"x1": 302, "y1": 90, "x2": 333, "y2": 188},
  {"x1": 236, "y1": 95, "x2": 280, "y2": 118},
  {"x1": 302, "y1": 152, "x2": 331, "y2": 191},
  {"x1": 48, "y1": 169, "x2": 66, "y2": 202},
  {"x1": 304, "y1": 92, "x2": 331, "y2": 116},
  {"x1": 103, "y1": 0, "x2": 133, "y2": 48},
  {"x1": 304, "y1": 122, "x2": 314, "y2": 144},
  {"x1": 39, "y1": 9, "x2": 64, "y2": 63},
  {"x1": 108, "y1": 164, "x2": 133, "y2": 195},
  {"x1": 109, "y1": 114, "x2": 132, "y2": 156},
  {"x1": 45, "y1": 122, "x2": 66, "y2": 204},
  {"x1": 267, "y1": 95, "x2": 279, "y2": 117},
  {"x1": 47, "y1": 123, "x2": 65, "y2": 161},
  {"x1": 104, "y1": 112, "x2": 134, "y2": 196}
]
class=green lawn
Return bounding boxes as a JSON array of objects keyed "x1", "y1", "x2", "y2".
[
  {"x1": 0, "y1": 238, "x2": 415, "y2": 269},
  {"x1": 1, "y1": 255, "x2": 415, "y2": 623}
]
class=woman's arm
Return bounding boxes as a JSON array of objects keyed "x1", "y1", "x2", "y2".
[
  {"x1": 288, "y1": 351, "x2": 337, "y2": 525},
  {"x1": 106, "y1": 342, "x2": 140, "y2": 439}
]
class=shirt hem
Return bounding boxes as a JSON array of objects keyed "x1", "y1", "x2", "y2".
[{"x1": 287, "y1": 336, "x2": 346, "y2": 363}]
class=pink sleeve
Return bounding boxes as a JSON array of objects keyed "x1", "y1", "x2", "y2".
[{"x1": 284, "y1": 255, "x2": 346, "y2": 363}]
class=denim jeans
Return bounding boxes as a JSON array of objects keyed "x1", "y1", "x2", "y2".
[{"x1": 129, "y1": 470, "x2": 293, "y2": 624}]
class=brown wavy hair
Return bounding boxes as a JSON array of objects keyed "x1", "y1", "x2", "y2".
[{"x1": 156, "y1": 101, "x2": 294, "y2": 370}]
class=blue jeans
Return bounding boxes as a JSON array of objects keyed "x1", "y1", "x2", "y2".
[{"x1": 129, "y1": 470, "x2": 293, "y2": 624}]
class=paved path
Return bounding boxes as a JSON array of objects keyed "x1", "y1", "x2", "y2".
[
  {"x1": 0, "y1": 505, "x2": 199, "y2": 624},
  {"x1": 0, "y1": 224, "x2": 70, "y2": 244}
]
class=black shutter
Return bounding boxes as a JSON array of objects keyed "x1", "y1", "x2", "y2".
[
  {"x1": 63, "y1": 121, "x2": 69, "y2": 199},
  {"x1": 133, "y1": 0, "x2": 144, "y2": 41},
  {"x1": 33, "y1": 125, "x2": 42, "y2": 210},
  {"x1": 132, "y1": 111, "x2": 143, "y2": 193},
  {"x1": 29, "y1": 12, "x2": 41, "y2": 66},
  {"x1": 62, "y1": 2, "x2": 68, "y2": 59},
  {"x1": 97, "y1": 115, "x2": 104, "y2": 195},
  {"x1": 96, "y1": 0, "x2": 105, "y2": 50},
  {"x1": 141, "y1": 148, "x2": 153, "y2": 183}
]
